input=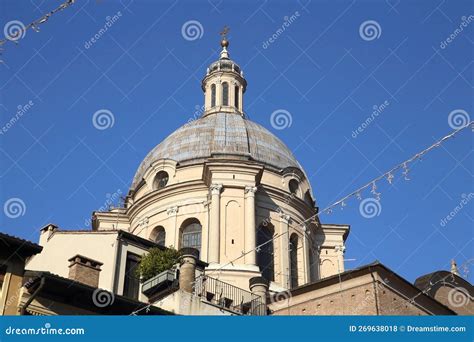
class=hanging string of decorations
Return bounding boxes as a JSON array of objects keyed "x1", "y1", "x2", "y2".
[
  {"x1": 130, "y1": 124, "x2": 472, "y2": 315},
  {"x1": 316, "y1": 123, "x2": 472, "y2": 218},
  {"x1": 0, "y1": 0, "x2": 76, "y2": 61},
  {"x1": 207, "y1": 123, "x2": 473, "y2": 278}
]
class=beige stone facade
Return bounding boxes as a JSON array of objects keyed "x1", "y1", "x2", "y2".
[{"x1": 270, "y1": 263, "x2": 455, "y2": 316}]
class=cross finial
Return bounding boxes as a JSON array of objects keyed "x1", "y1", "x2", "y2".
[
  {"x1": 219, "y1": 26, "x2": 230, "y2": 51},
  {"x1": 220, "y1": 26, "x2": 230, "y2": 39}
]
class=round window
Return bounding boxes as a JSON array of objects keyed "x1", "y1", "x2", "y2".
[
  {"x1": 154, "y1": 171, "x2": 169, "y2": 190},
  {"x1": 289, "y1": 179, "x2": 299, "y2": 195}
]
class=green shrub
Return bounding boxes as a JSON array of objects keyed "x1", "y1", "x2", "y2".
[{"x1": 137, "y1": 247, "x2": 180, "y2": 282}]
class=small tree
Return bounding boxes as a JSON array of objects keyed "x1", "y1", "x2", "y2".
[{"x1": 137, "y1": 247, "x2": 180, "y2": 282}]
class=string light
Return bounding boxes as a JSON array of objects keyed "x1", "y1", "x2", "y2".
[
  {"x1": 204, "y1": 124, "x2": 472, "y2": 279},
  {"x1": 402, "y1": 162, "x2": 410, "y2": 180},
  {"x1": 0, "y1": 0, "x2": 75, "y2": 61},
  {"x1": 370, "y1": 182, "x2": 381, "y2": 201},
  {"x1": 386, "y1": 172, "x2": 394, "y2": 184},
  {"x1": 128, "y1": 125, "x2": 472, "y2": 314}
]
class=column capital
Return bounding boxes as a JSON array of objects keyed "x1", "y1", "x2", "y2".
[
  {"x1": 166, "y1": 206, "x2": 178, "y2": 216},
  {"x1": 244, "y1": 185, "x2": 258, "y2": 195},
  {"x1": 210, "y1": 183, "x2": 223, "y2": 195},
  {"x1": 279, "y1": 212, "x2": 291, "y2": 224},
  {"x1": 137, "y1": 216, "x2": 149, "y2": 227},
  {"x1": 335, "y1": 245, "x2": 346, "y2": 255}
]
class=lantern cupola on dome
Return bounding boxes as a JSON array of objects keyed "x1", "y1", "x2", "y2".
[{"x1": 202, "y1": 26, "x2": 247, "y2": 117}]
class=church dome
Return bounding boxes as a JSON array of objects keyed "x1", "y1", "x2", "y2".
[
  {"x1": 131, "y1": 34, "x2": 305, "y2": 190},
  {"x1": 131, "y1": 112, "x2": 302, "y2": 189}
]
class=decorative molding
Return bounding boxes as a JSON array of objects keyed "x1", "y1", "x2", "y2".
[
  {"x1": 210, "y1": 183, "x2": 223, "y2": 195},
  {"x1": 137, "y1": 216, "x2": 149, "y2": 227},
  {"x1": 244, "y1": 185, "x2": 258, "y2": 195},
  {"x1": 166, "y1": 206, "x2": 178, "y2": 216},
  {"x1": 335, "y1": 245, "x2": 346, "y2": 254},
  {"x1": 279, "y1": 212, "x2": 291, "y2": 224}
]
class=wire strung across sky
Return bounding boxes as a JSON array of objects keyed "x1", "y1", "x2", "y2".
[
  {"x1": 130, "y1": 123, "x2": 472, "y2": 315},
  {"x1": 204, "y1": 122, "x2": 473, "y2": 278},
  {"x1": 0, "y1": 0, "x2": 76, "y2": 61}
]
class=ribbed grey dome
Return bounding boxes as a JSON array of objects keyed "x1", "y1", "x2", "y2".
[{"x1": 131, "y1": 113, "x2": 301, "y2": 189}]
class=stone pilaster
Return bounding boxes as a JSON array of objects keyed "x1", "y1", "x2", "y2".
[
  {"x1": 244, "y1": 186, "x2": 258, "y2": 265},
  {"x1": 302, "y1": 225, "x2": 311, "y2": 284},
  {"x1": 279, "y1": 213, "x2": 290, "y2": 289},
  {"x1": 209, "y1": 184, "x2": 223, "y2": 263},
  {"x1": 166, "y1": 206, "x2": 178, "y2": 247}
]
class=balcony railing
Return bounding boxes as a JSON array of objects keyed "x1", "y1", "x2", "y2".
[
  {"x1": 193, "y1": 275, "x2": 265, "y2": 315},
  {"x1": 142, "y1": 269, "x2": 177, "y2": 297}
]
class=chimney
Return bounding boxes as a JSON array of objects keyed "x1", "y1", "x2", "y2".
[
  {"x1": 179, "y1": 247, "x2": 199, "y2": 293},
  {"x1": 249, "y1": 276, "x2": 269, "y2": 315},
  {"x1": 68, "y1": 254, "x2": 103, "y2": 288}
]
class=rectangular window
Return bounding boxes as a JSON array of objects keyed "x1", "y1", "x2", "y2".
[
  {"x1": 123, "y1": 253, "x2": 140, "y2": 300},
  {"x1": 222, "y1": 82, "x2": 229, "y2": 106},
  {"x1": 234, "y1": 86, "x2": 239, "y2": 109},
  {"x1": 211, "y1": 84, "x2": 216, "y2": 107}
]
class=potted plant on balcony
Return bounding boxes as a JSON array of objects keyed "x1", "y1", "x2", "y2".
[{"x1": 138, "y1": 247, "x2": 180, "y2": 296}]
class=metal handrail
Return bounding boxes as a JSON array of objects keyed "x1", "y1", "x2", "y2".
[{"x1": 193, "y1": 275, "x2": 265, "y2": 315}]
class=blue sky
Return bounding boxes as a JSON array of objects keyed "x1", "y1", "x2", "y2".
[{"x1": 0, "y1": 0, "x2": 472, "y2": 283}]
